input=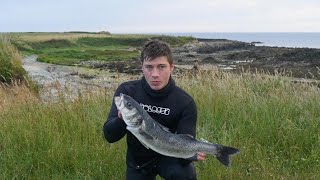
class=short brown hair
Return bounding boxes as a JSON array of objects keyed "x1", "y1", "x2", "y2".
[{"x1": 140, "y1": 40, "x2": 173, "y2": 64}]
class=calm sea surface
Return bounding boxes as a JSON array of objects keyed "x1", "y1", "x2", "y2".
[{"x1": 163, "y1": 32, "x2": 320, "y2": 49}]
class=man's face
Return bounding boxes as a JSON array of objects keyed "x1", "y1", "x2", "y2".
[{"x1": 142, "y1": 56, "x2": 174, "y2": 91}]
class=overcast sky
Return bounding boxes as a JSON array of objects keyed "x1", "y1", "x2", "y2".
[{"x1": 1, "y1": 0, "x2": 320, "y2": 33}]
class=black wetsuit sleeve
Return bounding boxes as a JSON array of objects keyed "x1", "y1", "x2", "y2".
[
  {"x1": 176, "y1": 99, "x2": 197, "y2": 138},
  {"x1": 103, "y1": 84, "x2": 128, "y2": 143},
  {"x1": 176, "y1": 99, "x2": 198, "y2": 163}
]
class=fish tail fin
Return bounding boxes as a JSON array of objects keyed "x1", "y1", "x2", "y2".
[{"x1": 216, "y1": 146, "x2": 240, "y2": 167}]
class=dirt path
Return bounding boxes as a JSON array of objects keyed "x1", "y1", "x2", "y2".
[
  {"x1": 22, "y1": 55, "x2": 139, "y2": 101},
  {"x1": 23, "y1": 55, "x2": 72, "y2": 86}
]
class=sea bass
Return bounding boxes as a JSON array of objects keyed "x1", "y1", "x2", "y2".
[{"x1": 114, "y1": 93, "x2": 240, "y2": 167}]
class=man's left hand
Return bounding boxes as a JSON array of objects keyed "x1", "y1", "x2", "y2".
[{"x1": 197, "y1": 152, "x2": 206, "y2": 161}]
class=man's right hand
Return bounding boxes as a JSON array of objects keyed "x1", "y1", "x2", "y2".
[{"x1": 118, "y1": 111, "x2": 123, "y2": 119}]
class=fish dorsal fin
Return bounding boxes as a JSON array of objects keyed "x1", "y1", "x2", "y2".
[{"x1": 137, "y1": 131, "x2": 154, "y2": 149}]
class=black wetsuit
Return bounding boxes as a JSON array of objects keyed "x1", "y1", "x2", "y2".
[{"x1": 103, "y1": 76, "x2": 198, "y2": 180}]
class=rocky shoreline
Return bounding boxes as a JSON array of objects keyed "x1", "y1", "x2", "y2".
[{"x1": 81, "y1": 38, "x2": 320, "y2": 80}]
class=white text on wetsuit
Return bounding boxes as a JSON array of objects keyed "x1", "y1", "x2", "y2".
[{"x1": 140, "y1": 103, "x2": 170, "y2": 115}]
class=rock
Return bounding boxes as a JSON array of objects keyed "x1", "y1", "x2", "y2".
[
  {"x1": 79, "y1": 74, "x2": 96, "y2": 79},
  {"x1": 202, "y1": 57, "x2": 221, "y2": 64}
]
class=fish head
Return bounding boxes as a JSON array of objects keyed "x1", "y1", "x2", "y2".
[{"x1": 114, "y1": 93, "x2": 143, "y2": 127}]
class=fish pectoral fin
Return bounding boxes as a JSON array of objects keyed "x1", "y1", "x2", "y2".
[
  {"x1": 137, "y1": 131, "x2": 154, "y2": 150},
  {"x1": 126, "y1": 126, "x2": 139, "y2": 133},
  {"x1": 126, "y1": 127, "x2": 153, "y2": 149},
  {"x1": 127, "y1": 126, "x2": 153, "y2": 140},
  {"x1": 140, "y1": 131, "x2": 154, "y2": 140}
]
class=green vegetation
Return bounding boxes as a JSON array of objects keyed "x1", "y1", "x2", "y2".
[
  {"x1": 0, "y1": 93, "x2": 126, "y2": 179},
  {"x1": 10, "y1": 32, "x2": 195, "y2": 66},
  {"x1": 77, "y1": 37, "x2": 146, "y2": 47},
  {"x1": 36, "y1": 49, "x2": 139, "y2": 65},
  {"x1": 0, "y1": 35, "x2": 27, "y2": 83},
  {"x1": 1, "y1": 70, "x2": 319, "y2": 179},
  {"x1": 180, "y1": 71, "x2": 320, "y2": 179},
  {"x1": 76, "y1": 35, "x2": 194, "y2": 47},
  {"x1": 28, "y1": 39, "x2": 76, "y2": 50}
]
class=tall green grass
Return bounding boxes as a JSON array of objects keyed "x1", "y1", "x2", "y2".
[
  {"x1": 179, "y1": 71, "x2": 320, "y2": 179},
  {"x1": 0, "y1": 92, "x2": 127, "y2": 179},
  {"x1": 1, "y1": 70, "x2": 319, "y2": 179},
  {"x1": 0, "y1": 35, "x2": 27, "y2": 83}
]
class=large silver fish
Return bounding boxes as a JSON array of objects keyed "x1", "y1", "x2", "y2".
[{"x1": 114, "y1": 93, "x2": 240, "y2": 167}]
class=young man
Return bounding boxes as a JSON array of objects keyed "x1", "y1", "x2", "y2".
[{"x1": 103, "y1": 40, "x2": 205, "y2": 180}]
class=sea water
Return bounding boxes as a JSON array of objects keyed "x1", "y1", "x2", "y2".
[{"x1": 164, "y1": 32, "x2": 320, "y2": 49}]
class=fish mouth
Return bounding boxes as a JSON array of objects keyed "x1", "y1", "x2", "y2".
[
  {"x1": 114, "y1": 96, "x2": 122, "y2": 109},
  {"x1": 115, "y1": 94, "x2": 126, "y2": 108}
]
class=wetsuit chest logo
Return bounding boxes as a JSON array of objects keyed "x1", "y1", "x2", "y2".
[{"x1": 140, "y1": 103, "x2": 170, "y2": 115}]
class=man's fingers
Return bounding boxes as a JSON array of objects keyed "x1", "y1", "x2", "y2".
[
  {"x1": 118, "y1": 111, "x2": 122, "y2": 119},
  {"x1": 197, "y1": 152, "x2": 206, "y2": 161}
]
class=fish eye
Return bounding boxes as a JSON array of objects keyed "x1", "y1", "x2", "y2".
[{"x1": 126, "y1": 102, "x2": 133, "y2": 109}]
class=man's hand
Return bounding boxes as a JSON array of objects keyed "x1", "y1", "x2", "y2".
[
  {"x1": 118, "y1": 111, "x2": 123, "y2": 119},
  {"x1": 197, "y1": 152, "x2": 206, "y2": 161}
]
